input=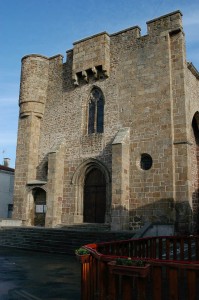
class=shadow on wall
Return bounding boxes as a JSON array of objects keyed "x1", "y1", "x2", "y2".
[
  {"x1": 112, "y1": 195, "x2": 198, "y2": 235},
  {"x1": 36, "y1": 155, "x2": 48, "y2": 181},
  {"x1": 33, "y1": 152, "x2": 198, "y2": 235},
  {"x1": 192, "y1": 189, "x2": 199, "y2": 234}
]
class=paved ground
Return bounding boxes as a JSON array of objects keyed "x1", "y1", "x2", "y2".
[{"x1": 0, "y1": 246, "x2": 81, "y2": 300}]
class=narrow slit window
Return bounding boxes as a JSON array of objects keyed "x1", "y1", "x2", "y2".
[
  {"x1": 88, "y1": 100, "x2": 95, "y2": 134},
  {"x1": 88, "y1": 88, "x2": 104, "y2": 134}
]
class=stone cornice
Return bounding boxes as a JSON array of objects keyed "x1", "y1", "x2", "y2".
[{"x1": 187, "y1": 62, "x2": 199, "y2": 80}]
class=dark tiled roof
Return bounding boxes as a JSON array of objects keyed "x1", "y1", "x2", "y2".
[{"x1": 0, "y1": 165, "x2": 15, "y2": 173}]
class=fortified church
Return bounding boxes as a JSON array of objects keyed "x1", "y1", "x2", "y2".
[{"x1": 13, "y1": 11, "x2": 199, "y2": 233}]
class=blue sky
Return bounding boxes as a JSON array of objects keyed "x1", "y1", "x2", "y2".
[{"x1": 0, "y1": 0, "x2": 199, "y2": 168}]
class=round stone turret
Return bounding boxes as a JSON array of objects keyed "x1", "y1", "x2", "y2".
[{"x1": 19, "y1": 54, "x2": 49, "y2": 118}]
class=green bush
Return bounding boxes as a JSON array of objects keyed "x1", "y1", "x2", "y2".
[
  {"x1": 75, "y1": 247, "x2": 90, "y2": 255},
  {"x1": 116, "y1": 258, "x2": 147, "y2": 267}
]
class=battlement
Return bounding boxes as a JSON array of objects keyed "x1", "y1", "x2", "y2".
[
  {"x1": 147, "y1": 10, "x2": 183, "y2": 35},
  {"x1": 68, "y1": 10, "x2": 183, "y2": 85},
  {"x1": 20, "y1": 11, "x2": 184, "y2": 91}
]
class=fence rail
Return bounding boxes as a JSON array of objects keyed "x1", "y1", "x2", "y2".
[{"x1": 77, "y1": 236, "x2": 199, "y2": 300}]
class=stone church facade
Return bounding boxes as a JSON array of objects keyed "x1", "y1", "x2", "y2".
[{"x1": 13, "y1": 11, "x2": 199, "y2": 233}]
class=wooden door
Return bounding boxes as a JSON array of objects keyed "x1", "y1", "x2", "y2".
[{"x1": 84, "y1": 168, "x2": 106, "y2": 223}]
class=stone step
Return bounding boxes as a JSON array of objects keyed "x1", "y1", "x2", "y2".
[
  {"x1": 0, "y1": 227, "x2": 134, "y2": 255},
  {"x1": 8, "y1": 289, "x2": 42, "y2": 300},
  {"x1": 57, "y1": 223, "x2": 110, "y2": 231}
]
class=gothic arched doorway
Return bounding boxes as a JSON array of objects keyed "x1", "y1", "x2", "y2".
[
  {"x1": 33, "y1": 188, "x2": 46, "y2": 227},
  {"x1": 84, "y1": 168, "x2": 106, "y2": 223}
]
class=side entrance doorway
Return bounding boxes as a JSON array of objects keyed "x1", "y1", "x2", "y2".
[
  {"x1": 83, "y1": 168, "x2": 106, "y2": 223},
  {"x1": 33, "y1": 188, "x2": 46, "y2": 227}
]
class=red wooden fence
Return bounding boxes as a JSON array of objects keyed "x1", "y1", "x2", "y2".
[{"x1": 77, "y1": 236, "x2": 199, "y2": 300}]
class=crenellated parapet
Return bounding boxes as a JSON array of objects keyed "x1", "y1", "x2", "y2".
[
  {"x1": 68, "y1": 11, "x2": 183, "y2": 87},
  {"x1": 147, "y1": 10, "x2": 183, "y2": 36}
]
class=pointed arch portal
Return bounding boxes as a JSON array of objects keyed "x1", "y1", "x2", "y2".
[{"x1": 72, "y1": 158, "x2": 111, "y2": 224}]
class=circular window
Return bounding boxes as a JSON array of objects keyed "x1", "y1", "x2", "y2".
[{"x1": 140, "y1": 154, "x2": 153, "y2": 170}]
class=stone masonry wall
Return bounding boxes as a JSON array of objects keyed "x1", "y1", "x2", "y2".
[
  {"x1": 13, "y1": 11, "x2": 199, "y2": 232},
  {"x1": 185, "y1": 67, "x2": 199, "y2": 232}
]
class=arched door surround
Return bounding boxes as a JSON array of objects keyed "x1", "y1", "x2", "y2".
[
  {"x1": 72, "y1": 159, "x2": 111, "y2": 224},
  {"x1": 26, "y1": 187, "x2": 47, "y2": 227}
]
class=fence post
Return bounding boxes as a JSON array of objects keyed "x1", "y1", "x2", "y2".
[
  {"x1": 122, "y1": 276, "x2": 133, "y2": 300},
  {"x1": 136, "y1": 277, "x2": 148, "y2": 300},
  {"x1": 187, "y1": 269, "x2": 196, "y2": 300},
  {"x1": 152, "y1": 266, "x2": 162, "y2": 300},
  {"x1": 81, "y1": 260, "x2": 91, "y2": 300},
  {"x1": 169, "y1": 267, "x2": 178, "y2": 300},
  {"x1": 98, "y1": 260, "x2": 109, "y2": 300}
]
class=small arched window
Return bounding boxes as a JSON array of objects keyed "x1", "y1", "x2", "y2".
[{"x1": 88, "y1": 88, "x2": 104, "y2": 134}]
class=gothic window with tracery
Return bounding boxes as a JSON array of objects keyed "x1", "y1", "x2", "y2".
[{"x1": 88, "y1": 88, "x2": 104, "y2": 134}]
